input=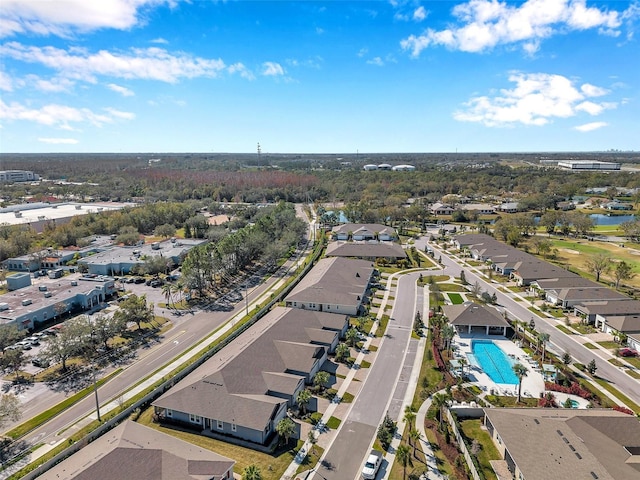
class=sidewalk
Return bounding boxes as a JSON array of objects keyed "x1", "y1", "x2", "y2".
[{"x1": 284, "y1": 271, "x2": 403, "y2": 480}]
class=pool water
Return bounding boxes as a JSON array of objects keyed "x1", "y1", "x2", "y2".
[{"x1": 471, "y1": 340, "x2": 519, "y2": 385}]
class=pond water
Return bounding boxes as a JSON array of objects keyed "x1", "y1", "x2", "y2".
[
  {"x1": 589, "y1": 214, "x2": 635, "y2": 226},
  {"x1": 326, "y1": 210, "x2": 350, "y2": 223}
]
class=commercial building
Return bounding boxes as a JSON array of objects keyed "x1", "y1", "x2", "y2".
[
  {"x1": 0, "y1": 170, "x2": 39, "y2": 183},
  {"x1": 558, "y1": 160, "x2": 621, "y2": 171}
]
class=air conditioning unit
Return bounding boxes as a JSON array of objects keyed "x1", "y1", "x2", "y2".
[{"x1": 21, "y1": 299, "x2": 33, "y2": 306}]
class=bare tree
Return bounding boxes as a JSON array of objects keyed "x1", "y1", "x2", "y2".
[{"x1": 586, "y1": 253, "x2": 612, "y2": 282}]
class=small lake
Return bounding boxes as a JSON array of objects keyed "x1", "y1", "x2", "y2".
[
  {"x1": 326, "y1": 210, "x2": 350, "y2": 223},
  {"x1": 533, "y1": 213, "x2": 635, "y2": 226},
  {"x1": 589, "y1": 214, "x2": 635, "y2": 226}
]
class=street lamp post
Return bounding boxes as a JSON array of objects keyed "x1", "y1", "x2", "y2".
[{"x1": 92, "y1": 367, "x2": 101, "y2": 422}]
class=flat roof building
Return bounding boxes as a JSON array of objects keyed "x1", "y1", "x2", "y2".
[{"x1": 558, "y1": 160, "x2": 621, "y2": 171}]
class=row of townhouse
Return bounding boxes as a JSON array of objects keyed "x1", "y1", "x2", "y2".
[
  {"x1": 454, "y1": 234, "x2": 640, "y2": 351},
  {"x1": 152, "y1": 257, "x2": 376, "y2": 448}
]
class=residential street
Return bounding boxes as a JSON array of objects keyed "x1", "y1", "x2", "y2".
[
  {"x1": 415, "y1": 235, "x2": 640, "y2": 407},
  {"x1": 311, "y1": 272, "x2": 421, "y2": 480}
]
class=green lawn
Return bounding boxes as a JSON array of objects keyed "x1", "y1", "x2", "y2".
[
  {"x1": 597, "y1": 341, "x2": 620, "y2": 349},
  {"x1": 459, "y1": 419, "x2": 501, "y2": 480},
  {"x1": 583, "y1": 343, "x2": 598, "y2": 349},
  {"x1": 447, "y1": 293, "x2": 464, "y2": 304}
]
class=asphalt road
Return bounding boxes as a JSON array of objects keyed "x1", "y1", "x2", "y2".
[
  {"x1": 416, "y1": 235, "x2": 640, "y2": 406},
  {"x1": 315, "y1": 272, "x2": 420, "y2": 480},
  {"x1": 3, "y1": 205, "x2": 316, "y2": 471}
]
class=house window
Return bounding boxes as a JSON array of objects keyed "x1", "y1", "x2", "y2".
[
  {"x1": 217, "y1": 420, "x2": 224, "y2": 430},
  {"x1": 327, "y1": 305, "x2": 331, "y2": 310},
  {"x1": 189, "y1": 414, "x2": 201, "y2": 424},
  {"x1": 232, "y1": 422, "x2": 237, "y2": 432},
  {"x1": 166, "y1": 409, "x2": 173, "y2": 417}
]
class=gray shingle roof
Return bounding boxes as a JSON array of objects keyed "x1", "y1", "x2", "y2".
[
  {"x1": 285, "y1": 257, "x2": 373, "y2": 307},
  {"x1": 484, "y1": 408, "x2": 640, "y2": 480},
  {"x1": 42, "y1": 421, "x2": 234, "y2": 480},
  {"x1": 153, "y1": 308, "x2": 347, "y2": 429},
  {"x1": 443, "y1": 302, "x2": 510, "y2": 327},
  {"x1": 325, "y1": 242, "x2": 406, "y2": 259}
]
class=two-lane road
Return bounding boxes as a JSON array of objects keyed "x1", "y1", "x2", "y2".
[{"x1": 417, "y1": 237, "x2": 640, "y2": 406}]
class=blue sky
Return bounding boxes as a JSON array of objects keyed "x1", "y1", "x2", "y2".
[{"x1": 1, "y1": 0, "x2": 638, "y2": 153}]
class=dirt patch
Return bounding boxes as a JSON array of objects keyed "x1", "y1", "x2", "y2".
[{"x1": 559, "y1": 248, "x2": 580, "y2": 255}]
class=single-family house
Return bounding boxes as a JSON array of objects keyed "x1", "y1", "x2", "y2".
[
  {"x1": 285, "y1": 257, "x2": 374, "y2": 315},
  {"x1": 510, "y1": 260, "x2": 575, "y2": 286},
  {"x1": 153, "y1": 307, "x2": 348, "y2": 447},
  {"x1": 598, "y1": 315, "x2": 640, "y2": 344},
  {"x1": 331, "y1": 223, "x2": 397, "y2": 241},
  {"x1": 430, "y1": 203, "x2": 455, "y2": 216},
  {"x1": 556, "y1": 201, "x2": 576, "y2": 211},
  {"x1": 461, "y1": 203, "x2": 496, "y2": 215},
  {"x1": 497, "y1": 202, "x2": 520, "y2": 213},
  {"x1": 443, "y1": 302, "x2": 510, "y2": 336},
  {"x1": 574, "y1": 299, "x2": 640, "y2": 325},
  {"x1": 553, "y1": 287, "x2": 628, "y2": 309},
  {"x1": 325, "y1": 242, "x2": 406, "y2": 262},
  {"x1": 603, "y1": 201, "x2": 633, "y2": 211},
  {"x1": 484, "y1": 408, "x2": 640, "y2": 480},
  {"x1": 41, "y1": 421, "x2": 235, "y2": 480}
]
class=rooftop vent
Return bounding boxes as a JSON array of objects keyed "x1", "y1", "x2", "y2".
[
  {"x1": 21, "y1": 299, "x2": 32, "y2": 306},
  {"x1": 43, "y1": 292, "x2": 52, "y2": 298}
]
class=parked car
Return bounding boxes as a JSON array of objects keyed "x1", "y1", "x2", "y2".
[
  {"x1": 362, "y1": 450, "x2": 382, "y2": 479},
  {"x1": 133, "y1": 277, "x2": 145, "y2": 284},
  {"x1": 150, "y1": 279, "x2": 163, "y2": 288},
  {"x1": 32, "y1": 357, "x2": 50, "y2": 368},
  {"x1": 619, "y1": 348, "x2": 639, "y2": 357}
]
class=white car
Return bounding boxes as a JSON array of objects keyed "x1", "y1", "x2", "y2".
[{"x1": 362, "y1": 450, "x2": 382, "y2": 479}]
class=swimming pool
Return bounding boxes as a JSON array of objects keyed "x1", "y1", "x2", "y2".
[{"x1": 471, "y1": 340, "x2": 519, "y2": 385}]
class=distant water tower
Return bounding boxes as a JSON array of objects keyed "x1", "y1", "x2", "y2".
[{"x1": 257, "y1": 142, "x2": 262, "y2": 163}]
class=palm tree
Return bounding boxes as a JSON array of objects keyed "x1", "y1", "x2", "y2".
[
  {"x1": 242, "y1": 464, "x2": 262, "y2": 480},
  {"x1": 403, "y1": 405, "x2": 416, "y2": 431},
  {"x1": 161, "y1": 282, "x2": 173, "y2": 309},
  {"x1": 346, "y1": 327, "x2": 359, "y2": 347},
  {"x1": 538, "y1": 332, "x2": 550, "y2": 363},
  {"x1": 396, "y1": 444, "x2": 413, "y2": 480},
  {"x1": 458, "y1": 357, "x2": 467, "y2": 377},
  {"x1": 313, "y1": 371, "x2": 329, "y2": 392},
  {"x1": 275, "y1": 417, "x2": 296, "y2": 446},
  {"x1": 441, "y1": 323, "x2": 455, "y2": 353},
  {"x1": 431, "y1": 393, "x2": 448, "y2": 429},
  {"x1": 513, "y1": 363, "x2": 529, "y2": 403},
  {"x1": 409, "y1": 429, "x2": 423, "y2": 457},
  {"x1": 335, "y1": 342, "x2": 350, "y2": 363},
  {"x1": 296, "y1": 389, "x2": 311, "y2": 416}
]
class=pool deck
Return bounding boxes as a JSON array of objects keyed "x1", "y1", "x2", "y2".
[{"x1": 452, "y1": 334, "x2": 546, "y2": 399}]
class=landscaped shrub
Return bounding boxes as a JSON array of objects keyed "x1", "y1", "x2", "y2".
[
  {"x1": 612, "y1": 406, "x2": 635, "y2": 416},
  {"x1": 545, "y1": 381, "x2": 592, "y2": 400}
]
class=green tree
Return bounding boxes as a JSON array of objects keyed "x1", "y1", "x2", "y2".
[
  {"x1": 42, "y1": 316, "x2": 92, "y2": 371},
  {"x1": 587, "y1": 359, "x2": 598, "y2": 375},
  {"x1": 403, "y1": 405, "x2": 416, "y2": 431},
  {"x1": 113, "y1": 294, "x2": 154, "y2": 330},
  {"x1": 0, "y1": 325, "x2": 22, "y2": 352},
  {"x1": 0, "y1": 393, "x2": 21, "y2": 429},
  {"x1": 275, "y1": 417, "x2": 296, "y2": 446},
  {"x1": 153, "y1": 223, "x2": 176, "y2": 239},
  {"x1": 313, "y1": 371, "x2": 329, "y2": 391},
  {"x1": 0, "y1": 348, "x2": 27, "y2": 380},
  {"x1": 242, "y1": 464, "x2": 262, "y2": 480},
  {"x1": 409, "y1": 429, "x2": 423, "y2": 458},
  {"x1": 538, "y1": 332, "x2": 550, "y2": 363},
  {"x1": 396, "y1": 444, "x2": 413, "y2": 480},
  {"x1": 586, "y1": 253, "x2": 612, "y2": 283},
  {"x1": 335, "y1": 342, "x2": 350, "y2": 363},
  {"x1": 613, "y1": 261, "x2": 635, "y2": 289},
  {"x1": 562, "y1": 351, "x2": 572, "y2": 366},
  {"x1": 513, "y1": 363, "x2": 528, "y2": 403},
  {"x1": 345, "y1": 327, "x2": 359, "y2": 347},
  {"x1": 432, "y1": 393, "x2": 448, "y2": 429},
  {"x1": 162, "y1": 282, "x2": 174, "y2": 309},
  {"x1": 296, "y1": 389, "x2": 311, "y2": 416},
  {"x1": 92, "y1": 314, "x2": 127, "y2": 350}
]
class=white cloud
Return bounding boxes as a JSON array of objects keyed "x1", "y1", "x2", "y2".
[
  {"x1": 0, "y1": 42, "x2": 227, "y2": 83},
  {"x1": 357, "y1": 48, "x2": 368, "y2": 58},
  {"x1": 150, "y1": 37, "x2": 168, "y2": 44},
  {"x1": 107, "y1": 83, "x2": 134, "y2": 96},
  {"x1": 574, "y1": 121, "x2": 608, "y2": 132},
  {"x1": 0, "y1": 0, "x2": 175, "y2": 38},
  {"x1": 580, "y1": 83, "x2": 609, "y2": 97},
  {"x1": 413, "y1": 6, "x2": 428, "y2": 22},
  {"x1": 316, "y1": 27, "x2": 324, "y2": 35},
  {"x1": 454, "y1": 72, "x2": 616, "y2": 127},
  {"x1": 401, "y1": 0, "x2": 624, "y2": 56},
  {"x1": 0, "y1": 71, "x2": 12, "y2": 91},
  {"x1": 227, "y1": 62, "x2": 255, "y2": 80},
  {"x1": 0, "y1": 99, "x2": 134, "y2": 129},
  {"x1": 38, "y1": 137, "x2": 79, "y2": 144},
  {"x1": 262, "y1": 62, "x2": 284, "y2": 76},
  {"x1": 367, "y1": 57, "x2": 384, "y2": 66}
]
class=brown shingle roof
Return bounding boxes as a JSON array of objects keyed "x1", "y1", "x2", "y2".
[{"x1": 443, "y1": 302, "x2": 510, "y2": 327}]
